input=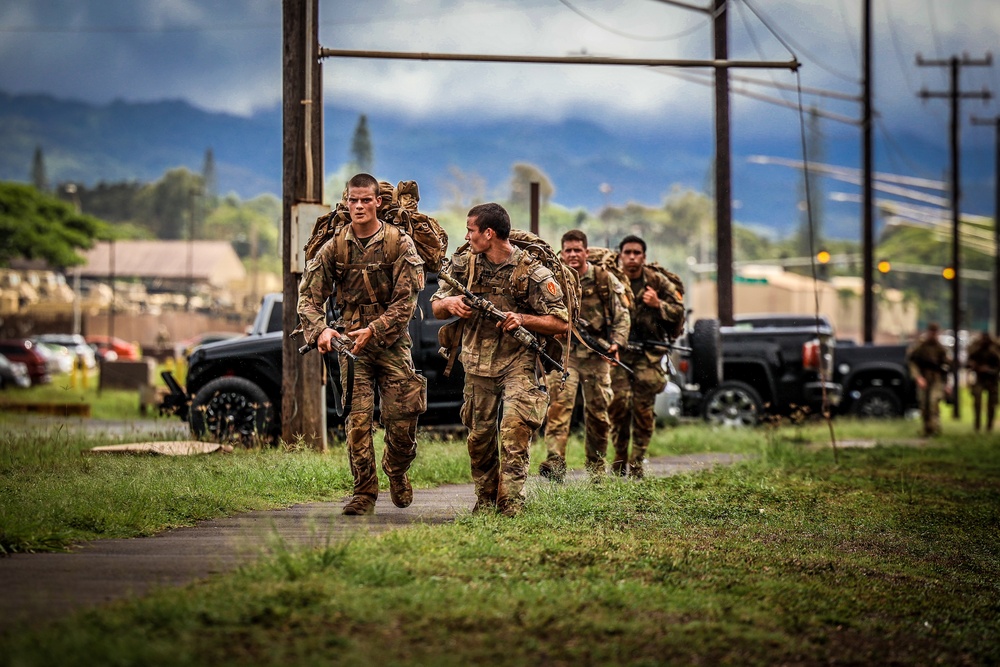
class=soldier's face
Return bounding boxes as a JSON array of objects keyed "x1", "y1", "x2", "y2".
[
  {"x1": 561, "y1": 240, "x2": 587, "y2": 273},
  {"x1": 347, "y1": 185, "x2": 381, "y2": 226},
  {"x1": 620, "y1": 242, "x2": 646, "y2": 278},
  {"x1": 465, "y1": 217, "x2": 492, "y2": 254}
]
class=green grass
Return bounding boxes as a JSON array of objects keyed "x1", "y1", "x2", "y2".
[{"x1": 1, "y1": 425, "x2": 997, "y2": 666}]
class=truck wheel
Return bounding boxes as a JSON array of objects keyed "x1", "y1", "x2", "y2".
[
  {"x1": 690, "y1": 318, "x2": 721, "y2": 391},
  {"x1": 703, "y1": 380, "x2": 762, "y2": 427},
  {"x1": 851, "y1": 387, "x2": 903, "y2": 418},
  {"x1": 190, "y1": 377, "x2": 274, "y2": 444}
]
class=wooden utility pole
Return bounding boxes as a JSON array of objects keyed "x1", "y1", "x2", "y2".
[
  {"x1": 970, "y1": 114, "x2": 1000, "y2": 336},
  {"x1": 282, "y1": 0, "x2": 326, "y2": 448},
  {"x1": 917, "y1": 52, "x2": 992, "y2": 419},
  {"x1": 861, "y1": 0, "x2": 874, "y2": 343},
  {"x1": 713, "y1": 0, "x2": 733, "y2": 326}
]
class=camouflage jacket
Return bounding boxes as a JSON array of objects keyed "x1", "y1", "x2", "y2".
[
  {"x1": 573, "y1": 263, "x2": 631, "y2": 358},
  {"x1": 906, "y1": 336, "x2": 951, "y2": 382},
  {"x1": 966, "y1": 336, "x2": 1000, "y2": 382},
  {"x1": 297, "y1": 221, "x2": 424, "y2": 350},
  {"x1": 432, "y1": 246, "x2": 568, "y2": 377},
  {"x1": 626, "y1": 266, "x2": 685, "y2": 345}
]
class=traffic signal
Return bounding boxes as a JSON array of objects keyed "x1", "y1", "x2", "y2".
[
  {"x1": 942, "y1": 267, "x2": 956, "y2": 280},
  {"x1": 816, "y1": 250, "x2": 831, "y2": 264},
  {"x1": 877, "y1": 259, "x2": 891, "y2": 274}
]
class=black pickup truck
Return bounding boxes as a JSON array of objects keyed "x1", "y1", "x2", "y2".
[
  {"x1": 674, "y1": 314, "x2": 843, "y2": 426},
  {"x1": 161, "y1": 274, "x2": 466, "y2": 443},
  {"x1": 833, "y1": 340, "x2": 916, "y2": 418}
]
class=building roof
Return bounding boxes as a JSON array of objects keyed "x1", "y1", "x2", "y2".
[{"x1": 78, "y1": 240, "x2": 246, "y2": 287}]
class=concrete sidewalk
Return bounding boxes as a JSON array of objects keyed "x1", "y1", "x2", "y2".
[{"x1": 0, "y1": 452, "x2": 741, "y2": 632}]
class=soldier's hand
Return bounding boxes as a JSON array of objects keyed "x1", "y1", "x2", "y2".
[
  {"x1": 499, "y1": 311, "x2": 525, "y2": 333},
  {"x1": 348, "y1": 326, "x2": 374, "y2": 352},
  {"x1": 316, "y1": 327, "x2": 336, "y2": 354},
  {"x1": 443, "y1": 295, "x2": 473, "y2": 319},
  {"x1": 916, "y1": 376, "x2": 927, "y2": 390},
  {"x1": 642, "y1": 285, "x2": 661, "y2": 308}
]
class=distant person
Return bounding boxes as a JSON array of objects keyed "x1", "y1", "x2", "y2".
[
  {"x1": 431, "y1": 202, "x2": 568, "y2": 517},
  {"x1": 539, "y1": 230, "x2": 630, "y2": 483},
  {"x1": 607, "y1": 235, "x2": 685, "y2": 478},
  {"x1": 965, "y1": 330, "x2": 1000, "y2": 433},
  {"x1": 297, "y1": 172, "x2": 427, "y2": 516},
  {"x1": 906, "y1": 322, "x2": 952, "y2": 437}
]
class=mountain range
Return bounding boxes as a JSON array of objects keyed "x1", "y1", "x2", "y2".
[{"x1": 1, "y1": 90, "x2": 993, "y2": 241}]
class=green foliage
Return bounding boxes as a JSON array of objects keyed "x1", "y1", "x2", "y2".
[
  {"x1": 2, "y1": 430, "x2": 997, "y2": 665},
  {"x1": 349, "y1": 114, "x2": 374, "y2": 174},
  {"x1": 202, "y1": 193, "x2": 280, "y2": 262},
  {"x1": 0, "y1": 182, "x2": 108, "y2": 268},
  {"x1": 30, "y1": 145, "x2": 48, "y2": 192},
  {"x1": 135, "y1": 167, "x2": 204, "y2": 240},
  {"x1": 508, "y1": 162, "x2": 555, "y2": 206}
]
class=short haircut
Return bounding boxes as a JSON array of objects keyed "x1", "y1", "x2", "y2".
[
  {"x1": 347, "y1": 173, "x2": 380, "y2": 196},
  {"x1": 467, "y1": 202, "x2": 511, "y2": 240},
  {"x1": 561, "y1": 229, "x2": 588, "y2": 248},
  {"x1": 619, "y1": 234, "x2": 646, "y2": 253},
  {"x1": 927, "y1": 322, "x2": 940, "y2": 333}
]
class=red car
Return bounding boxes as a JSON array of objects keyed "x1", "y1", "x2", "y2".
[
  {"x1": 85, "y1": 335, "x2": 140, "y2": 362},
  {"x1": 0, "y1": 339, "x2": 52, "y2": 385}
]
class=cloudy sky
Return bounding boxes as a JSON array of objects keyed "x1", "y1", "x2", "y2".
[{"x1": 1, "y1": 0, "x2": 998, "y2": 208}]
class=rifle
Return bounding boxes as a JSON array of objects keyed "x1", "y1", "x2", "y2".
[
  {"x1": 296, "y1": 329, "x2": 357, "y2": 417},
  {"x1": 297, "y1": 330, "x2": 358, "y2": 361},
  {"x1": 439, "y1": 270, "x2": 567, "y2": 378},
  {"x1": 572, "y1": 319, "x2": 634, "y2": 376},
  {"x1": 624, "y1": 338, "x2": 689, "y2": 376}
]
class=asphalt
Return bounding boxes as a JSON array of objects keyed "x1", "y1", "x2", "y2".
[{"x1": 0, "y1": 451, "x2": 742, "y2": 633}]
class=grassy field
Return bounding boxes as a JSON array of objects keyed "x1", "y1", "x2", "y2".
[{"x1": 1, "y1": 414, "x2": 998, "y2": 665}]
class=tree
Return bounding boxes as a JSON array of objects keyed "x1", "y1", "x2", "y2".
[
  {"x1": 136, "y1": 168, "x2": 204, "y2": 240},
  {"x1": 0, "y1": 182, "x2": 108, "y2": 268},
  {"x1": 202, "y1": 148, "x2": 218, "y2": 205},
  {"x1": 30, "y1": 146, "x2": 48, "y2": 192},
  {"x1": 508, "y1": 163, "x2": 554, "y2": 207},
  {"x1": 350, "y1": 115, "x2": 374, "y2": 174}
]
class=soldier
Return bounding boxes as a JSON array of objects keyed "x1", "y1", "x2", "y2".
[
  {"x1": 431, "y1": 202, "x2": 568, "y2": 517},
  {"x1": 297, "y1": 172, "x2": 427, "y2": 516},
  {"x1": 905, "y1": 322, "x2": 952, "y2": 437},
  {"x1": 965, "y1": 330, "x2": 1000, "y2": 433},
  {"x1": 539, "y1": 230, "x2": 630, "y2": 483},
  {"x1": 608, "y1": 234, "x2": 685, "y2": 479}
]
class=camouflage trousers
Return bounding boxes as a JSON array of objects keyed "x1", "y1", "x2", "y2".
[
  {"x1": 608, "y1": 352, "x2": 667, "y2": 470},
  {"x1": 917, "y1": 376, "x2": 945, "y2": 436},
  {"x1": 461, "y1": 366, "x2": 548, "y2": 511},
  {"x1": 341, "y1": 336, "x2": 427, "y2": 500},
  {"x1": 970, "y1": 379, "x2": 999, "y2": 432},
  {"x1": 543, "y1": 353, "x2": 612, "y2": 473}
]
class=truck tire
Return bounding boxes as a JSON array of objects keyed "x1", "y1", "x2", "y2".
[
  {"x1": 190, "y1": 376, "x2": 275, "y2": 444},
  {"x1": 851, "y1": 387, "x2": 903, "y2": 418},
  {"x1": 690, "y1": 318, "x2": 721, "y2": 391},
  {"x1": 703, "y1": 380, "x2": 762, "y2": 427}
]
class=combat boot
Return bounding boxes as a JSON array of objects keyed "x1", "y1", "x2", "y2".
[
  {"x1": 388, "y1": 473, "x2": 412, "y2": 508},
  {"x1": 628, "y1": 459, "x2": 645, "y2": 480},
  {"x1": 538, "y1": 455, "x2": 566, "y2": 483},
  {"x1": 498, "y1": 498, "x2": 523, "y2": 518},
  {"x1": 342, "y1": 495, "x2": 376, "y2": 515},
  {"x1": 611, "y1": 458, "x2": 627, "y2": 477}
]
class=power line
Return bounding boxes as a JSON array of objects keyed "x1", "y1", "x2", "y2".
[{"x1": 555, "y1": 0, "x2": 710, "y2": 41}]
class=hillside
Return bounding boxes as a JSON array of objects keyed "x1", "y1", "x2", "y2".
[{"x1": 1, "y1": 90, "x2": 991, "y2": 240}]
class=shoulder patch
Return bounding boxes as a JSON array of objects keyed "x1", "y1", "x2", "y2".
[{"x1": 546, "y1": 280, "x2": 558, "y2": 296}]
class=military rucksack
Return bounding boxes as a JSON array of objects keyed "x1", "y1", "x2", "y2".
[
  {"x1": 647, "y1": 261, "x2": 686, "y2": 340},
  {"x1": 302, "y1": 179, "x2": 449, "y2": 272},
  {"x1": 586, "y1": 248, "x2": 685, "y2": 341},
  {"x1": 586, "y1": 246, "x2": 634, "y2": 318}
]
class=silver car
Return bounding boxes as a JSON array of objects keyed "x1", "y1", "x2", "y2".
[{"x1": 34, "y1": 333, "x2": 97, "y2": 370}]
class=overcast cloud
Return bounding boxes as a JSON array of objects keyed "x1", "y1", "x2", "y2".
[{"x1": 1, "y1": 0, "x2": 998, "y2": 202}]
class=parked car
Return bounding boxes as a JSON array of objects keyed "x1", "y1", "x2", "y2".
[
  {"x1": 31, "y1": 340, "x2": 75, "y2": 374},
  {"x1": 174, "y1": 331, "x2": 244, "y2": 358},
  {"x1": 34, "y1": 333, "x2": 97, "y2": 369},
  {"x1": 0, "y1": 352, "x2": 31, "y2": 389},
  {"x1": 85, "y1": 335, "x2": 140, "y2": 362},
  {"x1": 0, "y1": 339, "x2": 51, "y2": 385},
  {"x1": 834, "y1": 340, "x2": 916, "y2": 418}
]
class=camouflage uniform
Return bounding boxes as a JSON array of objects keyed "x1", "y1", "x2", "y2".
[
  {"x1": 906, "y1": 333, "x2": 951, "y2": 437},
  {"x1": 608, "y1": 266, "x2": 685, "y2": 477},
  {"x1": 542, "y1": 264, "x2": 630, "y2": 480},
  {"x1": 298, "y1": 222, "x2": 427, "y2": 504},
  {"x1": 966, "y1": 333, "x2": 1000, "y2": 432},
  {"x1": 432, "y1": 246, "x2": 568, "y2": 514}
]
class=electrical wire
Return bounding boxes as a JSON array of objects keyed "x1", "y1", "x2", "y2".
[
  {"x1": 733, "y1": 0, "x2": 795, "y2": 108},
  {"x1": 741, "y1": 0, "x2": 858, "y2": 85},
  {"x1": 793, "y1": 68, "x2": 839, "y2": 457},
  {"x1": 555, "y1": 0, "x2": 711, "y2": 42},
  {"x1": 880, "y1": 0, "x2": 918, "y2": 94},
  {"x1": 835, "y1": 0, "x2": 860, "y2": 73}
]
